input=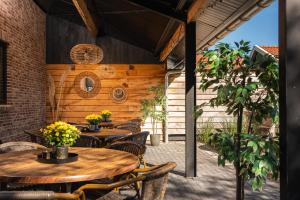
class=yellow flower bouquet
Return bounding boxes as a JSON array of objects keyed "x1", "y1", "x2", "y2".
[
  {"x1": 101, "y1": 110, "x2": 112, "y2": 121},
  {"x1": 40, "y1": 121, "x2": 80, "y2": 159},
  {"x1": 85, "y1": 114, "x2": 102, "y2": 125},
  {"x1": 41, "y1": 121, "x2": 80, "y2": 147}
]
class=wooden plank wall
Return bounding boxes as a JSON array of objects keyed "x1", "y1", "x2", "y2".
[
  {"x1": 167, "y1": 72, "x2": 233, "y2": 136},
  {"x1": 46, "y1": 64, "x2": 165, "y2": 134}
]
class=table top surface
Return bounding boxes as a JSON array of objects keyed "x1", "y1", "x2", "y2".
[
  {"x1": 0, "y1": 147, "x2": 139, "y2": 184},
  {"x1": 81, "y1": 128, "x2": 132, "y2": 138}
]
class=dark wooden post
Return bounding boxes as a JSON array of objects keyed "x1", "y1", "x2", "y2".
[
  {"x1": 279, "y1": 0, "x2": 300, "y2": 199},
  {"x1": 185, "y1": 21, "x2": 197, "y2": 177}
]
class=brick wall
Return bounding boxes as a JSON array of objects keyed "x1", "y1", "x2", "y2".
[{"x1": 0, "y1": 0, "x2": 46, "y2": 142}]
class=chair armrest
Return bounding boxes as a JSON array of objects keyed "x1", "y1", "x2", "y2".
[
  {"x1": 75, "y1": 175, "x2": 145, "y2": 193},
  {"x1": 132, "y1": 164, "x2": 164, "y2": 173}
]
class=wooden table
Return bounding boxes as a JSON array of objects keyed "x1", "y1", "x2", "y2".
[
  {"x1": 0, "y1": 147, "x2": 139, "y2": 184},
  {"x1": 81, "y1": 128, "x2": 132, "y2": 139}
]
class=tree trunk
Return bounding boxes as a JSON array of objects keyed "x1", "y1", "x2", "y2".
[
  {"x1": 236, "y1": 106, "x2": 243, "y2": 200},
  {"x1": 241, "y1": 176, "x2": 245, "y2": 200}
]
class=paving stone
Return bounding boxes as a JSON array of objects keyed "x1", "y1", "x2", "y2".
[{"x1": 144, "y1": 141, "x2": 279, "y2": 200}]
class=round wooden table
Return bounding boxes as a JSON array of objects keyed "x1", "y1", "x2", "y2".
[
  {"x1": 0, "y1": 147, "x2": 139, "y2": 184},
  {"x1": 81, "y1": 128, "x2": 132, "y2": 139}
]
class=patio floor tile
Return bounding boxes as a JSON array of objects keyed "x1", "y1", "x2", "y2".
[{"x1": 144, "y1": 141, "x2": 279, "y2": 200}]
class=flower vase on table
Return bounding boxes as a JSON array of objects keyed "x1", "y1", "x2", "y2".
[
  {"x1": 41, "y1": 121, "x2": 80, "y2": 160},
  {"x1": 101, "y1": 110, "x2": 112, "y2": 122},
  {"x1": 85, "y1": 114, "x2": 102, "y2": 132}
]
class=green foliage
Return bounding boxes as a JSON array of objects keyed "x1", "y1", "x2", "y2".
[
  {"x1": 198, "y1": 119, "x2": 215, "y2": 144},
  {"x1": 209, "y1": 132, "x2": 279, "y2": 191},
  {"x1": 41, "y1": 121, "x2": 80, "y2": 147},
  {"x1": 196, "y1": 40, "x2": 279, "y2": 123},
  {"x1": 196, "y1": 40, "x2": 279, "y2": 193},
  {"x1": 140, "y1": 85, "x2": 167, "y2": 134}
]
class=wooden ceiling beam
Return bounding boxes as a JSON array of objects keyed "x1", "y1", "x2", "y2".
[
  {"x1": 72, "y1": 0, "x2": 98, "y2": 37},
  {"x1": 159, "y1": 0, "x2": 207, "y2": 62},
  {"x1": 154, "y1": 0, "x2": 187, "y2": 54},
  {"x1": 124, "y1": 0, "x2": 187, "y2": 22},
  {"x1": 159, "y1": 23, "x2": 185, "y2": 62}
]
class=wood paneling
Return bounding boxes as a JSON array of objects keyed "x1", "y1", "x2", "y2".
[
  {"x1": 46, "y1": 64, "x2": 165, "y2": 134},
  {"x1": 166, "y1": 72, "x2": 233, "y2": 136}
]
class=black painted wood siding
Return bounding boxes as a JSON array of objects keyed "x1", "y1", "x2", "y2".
[{"x1": 46, "y1": 15, "x2": 160, "y2": 64}]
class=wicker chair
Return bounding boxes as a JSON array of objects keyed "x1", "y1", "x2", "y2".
[
  {"x1": 108, "y1": 131, "x2": 149, "y2": 166},
  {"x1": 24, "y1": 130, "x2": 47, "y2": 146},
  {"x1": 0, "y1": 141, "x2": 47, "y2": 154},
  {"x1": 0, "y1": 142, "x2": 47, "y2": 191},
  {"x1": 75, "y1": 162, "x2": 177, "y2": 200},
  {"x1": 74, "y1": 135, "x2": 101, "y2": 148},
  {"x1": 105, "y1": 141, "x2": 142, "y2": 157},
  {"x1": 128, "y1": 118, "x2": 143, "y2": 126},
  {"x1": 0, "y1": 190, "x2": 83, "y2": 200},
  {"x1": 115, "y1": 124, "x2": 141, "y2": 134}
]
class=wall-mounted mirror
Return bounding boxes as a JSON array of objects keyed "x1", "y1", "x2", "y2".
[
  {"x1": 80, "y1": 77, "x2": 94, "y2": 92},
  {"x1": 74, "y1": 71, "x2": 101, "y2": 98}
]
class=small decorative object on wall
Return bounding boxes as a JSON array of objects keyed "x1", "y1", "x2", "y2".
[
  {"x1": 74, "y1": 71, "x2": 101, "y2": 98},
  {"x1": 98, "y1": 65, "x2": 116, "y2": 78},
  {"x1": 70, "y1": 44, "x2": 104, "y2": 64},
  {"x1": 111, "y1": 86, "x2": 128, "y2": 104}
]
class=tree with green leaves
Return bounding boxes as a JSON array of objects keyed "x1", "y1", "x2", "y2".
[{"x1": 196, "y1": 41, "x2": 279, "y2": 200}]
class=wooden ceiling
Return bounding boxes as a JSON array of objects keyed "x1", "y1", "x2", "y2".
[
  {"x1": 34, "y1": 0, "x2": 193, "y2": 57},
  {"x1": 34, "y1": 0, "x2": 274, "y2": 64}
]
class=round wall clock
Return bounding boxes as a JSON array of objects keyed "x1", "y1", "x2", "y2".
[
  {"x1": 110, "y1": 86, "x2": 128, "y2": 104},
  {"x1": 74, "y1": 71, "x2": 101, "y2": 98},
  {"x1": 70, "y1": 44, "x2": 104, "y2": 64}
]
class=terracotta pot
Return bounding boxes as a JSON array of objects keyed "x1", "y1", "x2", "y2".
[
  {"x1": 150, "y1": 134, "x2": 160, "y2": 146},
  {"x1": 53, "y1": 146, "x2": 69, "y2": 160}
]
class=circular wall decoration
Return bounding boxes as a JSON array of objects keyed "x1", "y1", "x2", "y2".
[
  {"x1": 74, "y1": 71, "x2": 101, "y2": 98},
  {"x1": 98, "y1": 65, "x2": 116, "y2": 78},
  {"x1": 70, "y1": 44, "x2": 104, "y2": 64},
  {"x1": 111, "y1": 86, "x2": 128, "y2": 104}
]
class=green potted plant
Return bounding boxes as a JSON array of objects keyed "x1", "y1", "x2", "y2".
[
  {"x1": 85, "y1": 114, "x2": 102, "y2": 131},
  {"x1": 41, "y1": 121, "x2": 80, "y2": 159},
  {"x1": 101, "y1": 110, "x2": 112, "y2": 122},
  {"x1": 140, "y1": 85, "x2": 166, "y2": 146}
]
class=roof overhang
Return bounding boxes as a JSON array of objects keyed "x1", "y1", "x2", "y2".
[{"x1": 166, "y1": 0, "x2": 274, "y2": 62}]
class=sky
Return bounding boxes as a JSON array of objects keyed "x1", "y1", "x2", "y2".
[{"x1": 218, "y1": 0, "x2": 278, "y2": 47}]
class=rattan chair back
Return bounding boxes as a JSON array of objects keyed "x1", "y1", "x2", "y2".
[
  {"x1": 106, "y1": 141, "x2": 142, "y2": 157},
  {"x1": 24, "y1": 130, "x2": 47, "y2": 146},
  {"x1": 141, "y1": 162, "x2": 177, "y2": 200},
  {"x1": 115, "y1": 123, "x2": 141, "y2": 134},
  {"x1": 74, "y1": 135, "x2": 101, "y2": 148},
  {"x1": 0, "y1": 142, "x2": 46, "y2": 154}
]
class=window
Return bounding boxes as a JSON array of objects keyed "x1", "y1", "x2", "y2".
[{"x1": 0, "y1": 40, "x2": 7, "y2": 104}]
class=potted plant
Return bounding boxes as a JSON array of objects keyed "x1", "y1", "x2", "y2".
[
  {"x1": 85, "y1": 114, "x2": 102, "y2": 131},
  {"x1": 41, "y1": 121, "x2": 80, "y2": 159},
  {"x1": 101, "y1": 110, "x2": 112, "y2": 122},
  {"x1": 140, "y1": 85, "x2": 166, "y2": 146}
]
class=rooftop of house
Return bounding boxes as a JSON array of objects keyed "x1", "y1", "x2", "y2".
[{"x1": 259, "y1": 46, "x2": 279, "y2": 57}]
